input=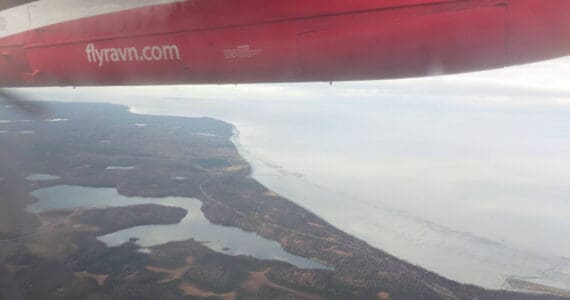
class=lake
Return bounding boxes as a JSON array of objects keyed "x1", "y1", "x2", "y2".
[
  {"x1": 29, "y1": 185, "x2": 328, "y2": 270},
  {"x1": 26, "y1": 174, "x2": 61, "y2": 181}
]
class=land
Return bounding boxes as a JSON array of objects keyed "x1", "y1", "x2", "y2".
[
  {"x1": 71, "y1": 204, "x2": 188, "y2": 235},
  {"x1": 0, "y1": 101, "x2": 567, "y2": 299}
]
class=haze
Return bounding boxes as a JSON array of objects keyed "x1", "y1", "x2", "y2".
[{"x1": 15, "y1": 56, "x2": 570, "y2": 289}]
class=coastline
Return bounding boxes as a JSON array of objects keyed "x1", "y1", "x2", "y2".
[
  {"x1": 126, "y1": 102, "x2": 570, "y2": 296},
  {"x1": 2, "y1": 101, "x2": 566, "y2": 298},
  {"x1": 228, "y1": 118, "x2": 570, "y2": 293}
]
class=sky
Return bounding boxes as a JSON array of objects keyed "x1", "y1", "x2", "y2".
[{"x1": 14, "y1": 55, "x2": 570, "y2": 112}]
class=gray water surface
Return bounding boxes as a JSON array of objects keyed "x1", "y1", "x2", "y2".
[
  {"x1": 105, "y1": 166, "x2": 135, "y2": 171},
  {"x1": 29, "y1": 185, "x2": 328, "y2": 270},
  {"x1": 26, "y1": 174, "x2": 61, "y2": 181}
]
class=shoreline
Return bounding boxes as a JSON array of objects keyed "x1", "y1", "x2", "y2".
[
  {"x1": 127, "y1": 102, "x2": 569, "y2": 297},
  {"x1": 1, "y1": 101, "x2": 566, "y2": 298},
  {"x1": 226, "y1": 115, "x2": 570, "y2": 294}
]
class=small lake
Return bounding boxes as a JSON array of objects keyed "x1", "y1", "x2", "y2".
[
  {"x1": 26, "y1": 174, "x2": 61, "y2": 181},
  {"x1": 29, "y1": 185, "x2": 328, "y2": 270},
  {"x1": 105, "y1": 166, "x2": 136, "y2": 171}
]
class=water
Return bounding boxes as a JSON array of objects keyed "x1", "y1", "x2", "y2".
[
  {"x1": 105, "y1": 166, "x2": 136, "y2": 171},
  {"x1": 29, "y1": 185, "x2": 328, "y2": 270},
  {"x1": 228, "y1": 103, "x2": 570, "y2": 291},
  {"x1": 26, "y1": 174, "x2": 61, "y2": 181},
  {"x1": 126, "y1": 93, "x2": 570, "y2": 289}
]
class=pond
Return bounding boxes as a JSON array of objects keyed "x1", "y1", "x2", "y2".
[
  {"x1": 105, "y1": 166, "x2": 136, "y2": 171},
  {"x1": 26, "y1": 174, "x2": 61, "y2": 181}
]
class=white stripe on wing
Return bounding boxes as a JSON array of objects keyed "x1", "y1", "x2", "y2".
[{"x1": 0, "y1": 0, "x2": 184, "y2": 39}]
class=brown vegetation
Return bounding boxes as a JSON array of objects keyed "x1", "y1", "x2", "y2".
[
  {"x1": 74, "y1": 271, "x2": 109, "y2": 286},
  {"x1": 145, "y1": 256, "x2": 195, "y2": 283},
  {"x1": 180, "y1": 282, "x2": 237, "y2": 300},
  {"x1": 242, "y1": 268, "x2": 322, "y2": 300}
]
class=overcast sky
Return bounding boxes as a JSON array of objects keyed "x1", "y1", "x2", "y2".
[{"x1": 13, "y1": 56, "x2": 570, "y2": 111}]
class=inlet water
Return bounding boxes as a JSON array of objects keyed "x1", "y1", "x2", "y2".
[{"x1": 29, "y1": 185, "x2": 328, "y2": 270}]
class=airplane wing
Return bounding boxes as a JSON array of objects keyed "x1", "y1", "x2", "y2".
[{"x1": 0, "y1": 0, "x2": 568, "y2": 86}]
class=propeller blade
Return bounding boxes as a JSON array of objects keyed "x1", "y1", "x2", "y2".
[{"x1": 0, "y1": 89, "x2": 46, "y2": 118}]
